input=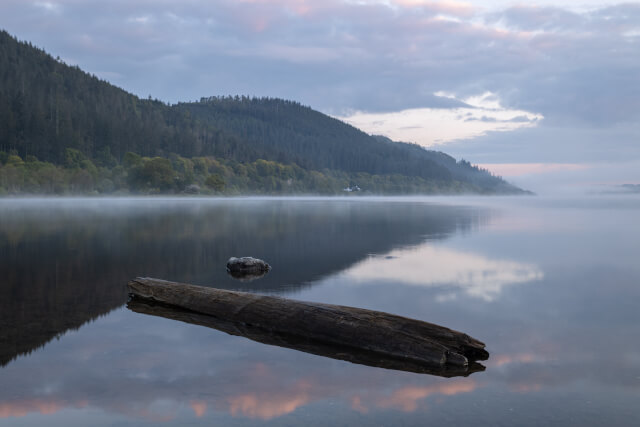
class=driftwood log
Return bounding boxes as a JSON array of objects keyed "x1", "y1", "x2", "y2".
[{"x1": 128, "y1": 278, "x2": 488, "y2": 371}]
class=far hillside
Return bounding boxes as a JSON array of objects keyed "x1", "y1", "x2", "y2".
[{"x1": 0, "y1": 29, "x2": 526, "y2": 195}]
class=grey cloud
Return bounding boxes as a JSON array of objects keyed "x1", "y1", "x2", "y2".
[
  {"x1": 489, "y1": 6, "x2": 584, "y2": 32},
  {"x1": 443, "y1": 122, "x2": 640, "y2": 164},
  {"x1": 477, "y1": 3, "x2": 640, "y2": 126},
  {"x1": 590, "y1": 3, "x2": 640, "y2": 32},
  {"x1": 462, "y1": 115, "x2": 536, "y2": 123}
]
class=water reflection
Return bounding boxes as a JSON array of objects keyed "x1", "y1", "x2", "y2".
[
  {"x1": 344, "y1": 245, "x2": 544, "y2": 301},
  {"x1": 376, "y1": 380, "x2": 478, "y2": 412},
  {"x1": 0, "y1": 399, "x2": 88, "y2": 419},
  {"x1": 2, "y1": 197, "x2": 639, "y2": 426},
  {"x1": 0, "y1": 199, "x2": 485, "y2": 367},
  {"x1": 0, "y1": 304, "x2": 486, "y2": 423},
  {"x1": 226, "y1": 375, "x2": 313, "y2": 420}
]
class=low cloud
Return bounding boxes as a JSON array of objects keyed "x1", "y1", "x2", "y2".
[{"x1": 478, "y1": 163, "x2": 591, "y2": 178}]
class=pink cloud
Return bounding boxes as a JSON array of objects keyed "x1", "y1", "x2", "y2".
[
  {"x1": 393, "y1": 0, "x2": 475, "y2": 17},
  {"x1": 478, "y1": 163, "x2": 591, "y2": 177},
  {"x1": 234, "y1": 0, "x2": 321, "y2": 17}
]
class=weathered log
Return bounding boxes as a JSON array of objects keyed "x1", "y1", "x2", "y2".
[
  {"x1": 127, "y1": 298, "x2": 486, "y2": 377},
  {"x1": 128, "y1": 278, "x2": 488, "y2": 368}
]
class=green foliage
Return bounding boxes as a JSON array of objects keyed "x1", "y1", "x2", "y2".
[
  {"x1": 122, "y1": 152, "x2": 142, "y2": 169},
  {"x1": 64, "y1": 148, "x2": 85, "y2": 169},
  {"x1": 6, "y1": 154, "x2": 24, "y2": 167},
  {"x1": 95, "y1": 146, "x2": 117, "y2": 168},
  {"x1": 80, "y1": 158, "x2": 98, "y2": 177},
  {"x1": 0, "y1": 151, "x2": 502, "y2": 196},
  {"x1": 129, "y1": 157, "x2": 175, "y2": 192},
  {"x1": 205, "y1": 173, "x2": 225, "y2": 192}
]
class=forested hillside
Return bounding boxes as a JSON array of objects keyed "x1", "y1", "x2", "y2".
[
  {"x1": 0, "y1": 30, "x2": 525, "y2": 195},
  {"x1": 179, "y1": 97, "x2": 452, "y2": 182}
]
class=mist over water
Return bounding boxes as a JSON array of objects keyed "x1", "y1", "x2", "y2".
[{"x1": 1, "y1": 196, "x2": 639, "y2": 426}]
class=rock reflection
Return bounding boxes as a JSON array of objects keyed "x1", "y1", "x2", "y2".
[
  {"x1": 226, "y1": 269, "x2": 270, "y2": 282},
  {"x1": 345, "y1": 245, "x2": 543, "y2": 301}
]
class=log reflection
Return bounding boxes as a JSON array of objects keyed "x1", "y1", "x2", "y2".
[{"x1": 127, "y1": 298, "x2": 486, "y2": 378}]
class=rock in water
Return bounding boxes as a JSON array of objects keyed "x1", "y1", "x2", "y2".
[{"x1": 226, "y1": 257, "x2": 271, "y2": 279}]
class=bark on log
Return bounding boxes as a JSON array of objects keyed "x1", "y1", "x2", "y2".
[
  {"x1": 128, "y1": 298, "x2": 486, "y2": 377},
  {"x1": 128, "y1": 277, "x2": 488, "y2": 369}
]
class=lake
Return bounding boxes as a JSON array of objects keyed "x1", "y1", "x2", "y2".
[{"x1": 1, "y1": 196, "x2": 639, "y2": 426}]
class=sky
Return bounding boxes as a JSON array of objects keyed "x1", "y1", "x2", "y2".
[{"x1": 1, "y1": 0, "x2": 639, "y2": 193}]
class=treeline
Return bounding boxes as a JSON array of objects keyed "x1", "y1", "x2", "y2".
[
  {"x1": 0, "y1": 30, "x2": 229, "y2": 164},
  {"x1": 0, "y1": 29, "x2": 525, "y2": 195},
  {"x1": 0, "y1": 149, "x2": 494, "y2": 195}
]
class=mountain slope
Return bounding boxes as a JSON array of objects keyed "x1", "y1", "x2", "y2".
[
  {"x1": 0, "y1": 29, "x2": 525, "y2": 194},
  {"x1": 178, "y1": 97, "x2": 453, "y2": 182},
  {"x1": 0, "y1": 29, "x2": 234, "y2": 164}
]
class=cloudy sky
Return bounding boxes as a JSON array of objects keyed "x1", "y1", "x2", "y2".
[{"x1": 1, "y1": 0, "x2": 639, "y2": 192}]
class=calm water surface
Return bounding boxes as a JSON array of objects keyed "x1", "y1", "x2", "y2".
[{"x1": 0, "y1": 196, "x2": 639, "y2": 426}]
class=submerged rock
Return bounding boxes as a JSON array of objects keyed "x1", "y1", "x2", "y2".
[{"x1": 226, "y1": 257, "x2": 271, "y2": 281}]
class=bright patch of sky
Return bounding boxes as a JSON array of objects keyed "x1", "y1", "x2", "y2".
[
  {"x1": 33, "y1": 1, "x2": 60, "y2": 13},
  {"x1": 338, "y1": 91, "x2": 543, "y2": 146}
]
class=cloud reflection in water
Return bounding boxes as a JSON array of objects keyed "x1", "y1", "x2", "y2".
[
  {"x1": 376, "y1": 379, "x2": 478, "y2": 413},
  {"x1": 345, "y1": 244, "x2": 544, "y2": 301},
  {"x1": 227, "y1": 379, "x2": 312, "y2": 420}
]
